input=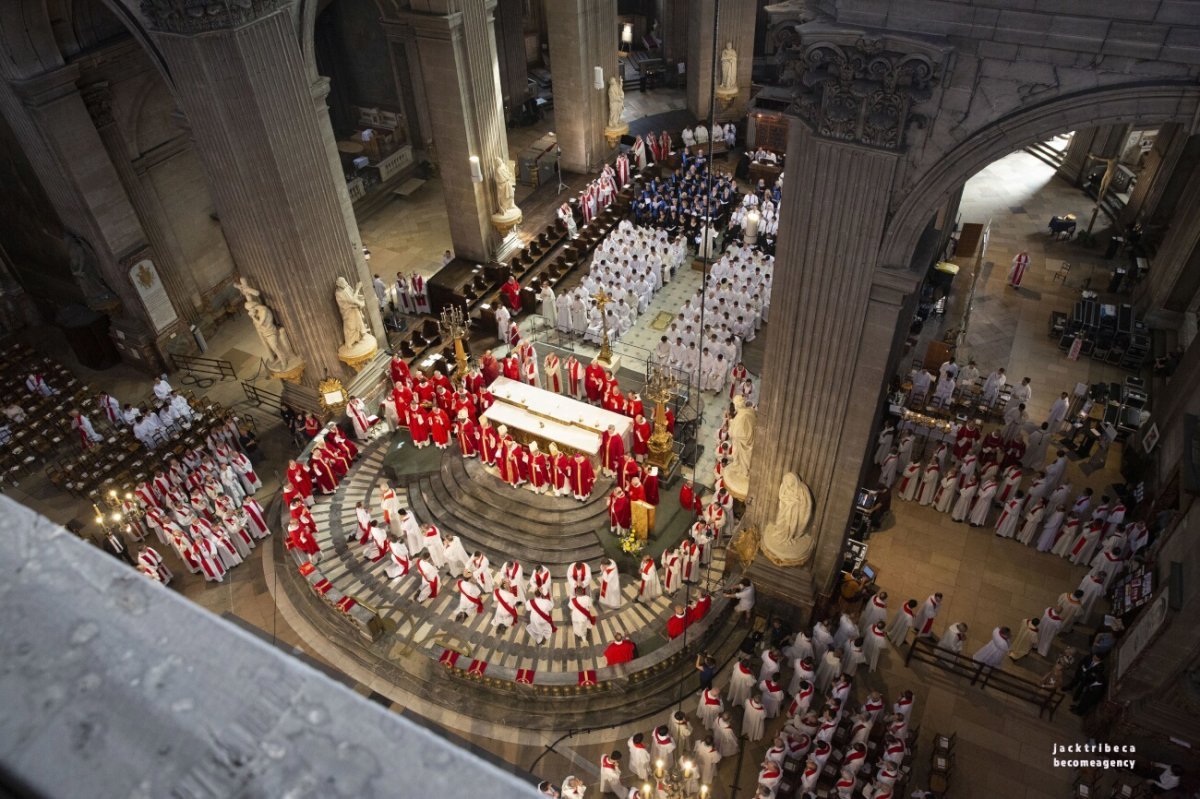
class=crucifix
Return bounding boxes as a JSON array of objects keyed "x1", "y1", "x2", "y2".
[{"x1": 592, "y1": 288, "x2": 614, "y2": 365}]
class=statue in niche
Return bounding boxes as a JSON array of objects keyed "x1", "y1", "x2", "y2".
[
  {"x1": 235, "y1": 277, "x2": 299, "y2": 371},
  {"x1": 761, "y1": 472, "x2": 815, "y2": 566},
  {"x1": 494, "y1": 157, "x2": 517, "y2": 215},
  {"x1": 607, "y1": 76, "x2": 625, "y2": 129},
  {"x1": 65, "y1": 232, "x2": 118, "y2": 310},
  {"x1": 723, "y1": 394, "x2": 756, "y2": 493},
  {"x1": 334, "y1": 276, "x2": 370, "y2": 351},
  {"x1": 719, "y1": 43, "x2": 738, "y2": 91}
]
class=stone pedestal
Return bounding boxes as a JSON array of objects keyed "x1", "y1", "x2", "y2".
[
  {"x1": 686, "y1": 0, "x2": 755, "y2": 122},
  {"x1": 748, "y1": 122, "x2": 921, "y2": 595},
  {"x1": 398, "y1": 0, "x2": 515, "y2": 264},
  {"x1": 144, "y1": 6, "x2": 382, "y2": 409},
  {"x1": 546, "y1": 0, "x2": 618, "y2": 173}
]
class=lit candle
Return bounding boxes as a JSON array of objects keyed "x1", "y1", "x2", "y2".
[
  {"x1": 654, "y1": 759, "x2": 664, "y2": 778},
  {"x1": 643, "y1": 783, "x2": 651, "y2": 799}
]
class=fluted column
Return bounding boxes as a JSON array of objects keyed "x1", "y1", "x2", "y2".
[
  {"x1": 546, "y1": 0, "x2": 618, "y2": 173},
  {"x1": 657, "y1": 0, "x2": 690, "y2": 67},
  {"x1": 399, "y1": 0, "x2": 515, "y2": 262},
  {"x1": 80, "y1": 82, "x2": 201, "y2": 326},
  {"x1": 1137, "y1": 155, "x2": 1200, "y2": 316},
  {"x1": 748, "y1": 123, "x2": 920, "y2": 587},
  {"x1": 1122, "y1": 123, "x2": 1189, "y2": 227},
  {"x1": 144, "y1": 5, "x2": 382, "y2": 407},
  {"x1": 686, "y1": 0, "x2": 754, "y2": 122}
]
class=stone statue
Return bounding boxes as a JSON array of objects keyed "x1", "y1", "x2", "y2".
[
  {"x1": 494, "y1": 157, "x2": 517, "y2": 215},
  {"x1": 334, "y1": 276, "x2": 370, "y2": 351},
  {"x1": 235, "y1": 277, "x2": 298, "y2": 372},
  {"x1": 65, "y1": 232, "x2": 118, "y2": 310},
  {"x1": 719, "y1": 42, "x2": 738, "y2": 91},
  {"x1": 761, "y1": 472, "x2": 815, "y2": 566},
  {"x1": 607, "y1": 76, "x2": 624, "y2": 129},
  {"x1": 723, "y1": 395, "x2": 756, "y2": 494}
]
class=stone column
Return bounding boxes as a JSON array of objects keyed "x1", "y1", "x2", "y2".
[
  {"x1": 382, "y1": 23, "x2": 434, "y2": 151},
  {"x1": 80, "y1": 81, "x2": 202, "y2": 326},
  {"x1": 746, "y1": 37, "x2": 942, "y2": 596},
  {"x1": 657, "y1": 0, "x2": 690, "y2": 68},
  {"x1": 1123, "y1": 124, "x2": 1198, "y2": 229},
  {"x1": 399, "y1": 0, "x2": 517, "y2": 262},
  {"x1": 4, "y1": 65, "x2": 170, "y2": 364},
  {"x1": 686, "y1": 0, "x2": 754, "y2": 122},
  {"x1": 143, "y1": 5, "x2": 382, "y2": 408},
  {"x1": 546, "y1": 0, "x2": 618, "y2": 173},
  {"x1": 493, "y1": 0, "x2": 530, "y2": 112},
  {"x1": 1138, "y1": 155, "x2": 1200, "y2": 317},
  {"x1": 748, "y1": 124, "x2": 919, "y2": 585}
]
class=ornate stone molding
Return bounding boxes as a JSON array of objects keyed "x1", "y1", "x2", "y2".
[
  {"x1": 783, "y1": 34, "x2": 940, "y2": 151},
  {"x1": 139, "y1": 0, "x2": 290, "y2": 35}
]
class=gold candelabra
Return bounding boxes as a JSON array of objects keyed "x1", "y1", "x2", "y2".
[
  {"x1": 592, "y1": 288, "x2": 614, "y2": 364},
  {"x1": 438, "y1": 304, "x2": 471, "y2": 383},
  {"x1": 645, "y1": 363, "x2": 677, "y2": 472}
]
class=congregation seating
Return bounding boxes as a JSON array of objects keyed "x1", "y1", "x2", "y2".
[
  {"x1": 0, "y1": 342, "x2": 99, "y2": 487},
  {"x1": 46, "y1": 391, "x2": 254, "y2": 502}
]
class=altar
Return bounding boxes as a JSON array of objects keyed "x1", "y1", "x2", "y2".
[{"x1": 482, "y1": 377, "x2": 633, "y2": 457}]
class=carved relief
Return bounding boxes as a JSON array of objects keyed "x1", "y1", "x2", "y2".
[
  {"x1": 139, "y1": 0, "x2": 289, "y2": 35},
  {"x1": 783, "y1": 37, "x2": 938, "y2": 151}
]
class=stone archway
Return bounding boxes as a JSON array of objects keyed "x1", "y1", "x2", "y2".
[
  {"x1": 745, "y1": 78, "x2": 1200, "y2": 602},
  {"x1": 881, "y1": 83, "x2": 1200, "y2": 270}
]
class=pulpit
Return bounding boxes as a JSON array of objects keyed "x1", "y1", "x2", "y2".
[{"x1": 631, "y1": 500, "x2": 655, "y2": 540}]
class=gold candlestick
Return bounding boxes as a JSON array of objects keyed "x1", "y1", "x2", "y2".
[
  {"x1": 645, "y1": 363, "x2": 677, "y2": 471},
  {"x1": 438, "y1": 304, "x2": 471, "y2": 384},
  {"x1": 592, "y1": 288, "x2": 614, "y2": 365}
]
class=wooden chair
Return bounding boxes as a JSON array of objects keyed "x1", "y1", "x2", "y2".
[{"x1": 1052, "y1": 261, "x2": 1072, "y2": 284}]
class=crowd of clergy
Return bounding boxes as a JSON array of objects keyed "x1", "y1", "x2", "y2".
[
  {"x1": 545, "y1": 609, "x2": 922, "y2": 799},
  {"x1": 868, "y1": 360, "x2": 1150, "y2": 710},
  {"x1": 547, "y1": 221, "x2": 688, "y2": 346},
  {"x1": 121, "y1": 419, "x2": 268, "y2": 585}
]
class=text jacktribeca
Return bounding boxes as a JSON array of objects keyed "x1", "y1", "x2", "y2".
[{"x1": 1052, "y1": 742, "x2": 1136, "y2": 770}]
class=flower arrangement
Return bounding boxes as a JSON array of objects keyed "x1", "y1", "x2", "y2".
[{"x1": 618, "y1": 528, "x2": 644, "y2": 556}]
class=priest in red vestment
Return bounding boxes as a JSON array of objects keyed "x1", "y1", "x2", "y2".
[
  {"x1": 529, "y1": 443, "x2": 550, "y2": 493},
  {"x1": 601, "y1": 425, "x2": 625, "y2": 476},
  {"x1": 501, "y1": 275, "x2": 522, "y2": 311},
  {"x1": 571, "y1": 454, "x2": 595, "y2": 500},
  {"x1": 604, "y1": 632, "x2": 637, "y2": 666},
  {"x1": 633, "y1": 414, "x2": 651, "y2": 458},
  {"x1": 585, "y1": 361, "x2": 607, "y2": 404},
  {"x1": 644, "y1": 467, "x2": 660, "y2": 506},
  {"x1": 619, "y1": 455, "x2": 641, "y2": 491},
  {"x1": 480, "y1": 350, "x2": 501, "y2": 385},
  {"x1": 687, "y1": 592, "x2": 713, "y2": 624},
  {"x1": 608, "y1": 487, "x2": 631, "y2": 533},
  {"x1": 667, "y1": 604, "x2": 690, "y2": 639},
  {"x1": 454, "y1": 412, "x2": 479, "y2": 458},
  {"x1": 389, "y1": 354, "x2": 411, "y2": 384}
]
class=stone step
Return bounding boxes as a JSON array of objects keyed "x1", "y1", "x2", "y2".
[
  {"x1": 408, "y1": 477, "x2": 608, "y2": 572},
  {"x1": 424, "y1": 470, "x2": 606, "y2": 546},
  {"x1": 447, "y1": 456, "x2": 613, "y2": 525}
]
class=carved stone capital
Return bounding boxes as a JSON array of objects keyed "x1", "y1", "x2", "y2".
[
  {"x1": 780, "y1": 30, "x2": 943, "y2": 151},
  {"x1": 139, "y1": 0, "x2": 290, "y2": 35}
]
